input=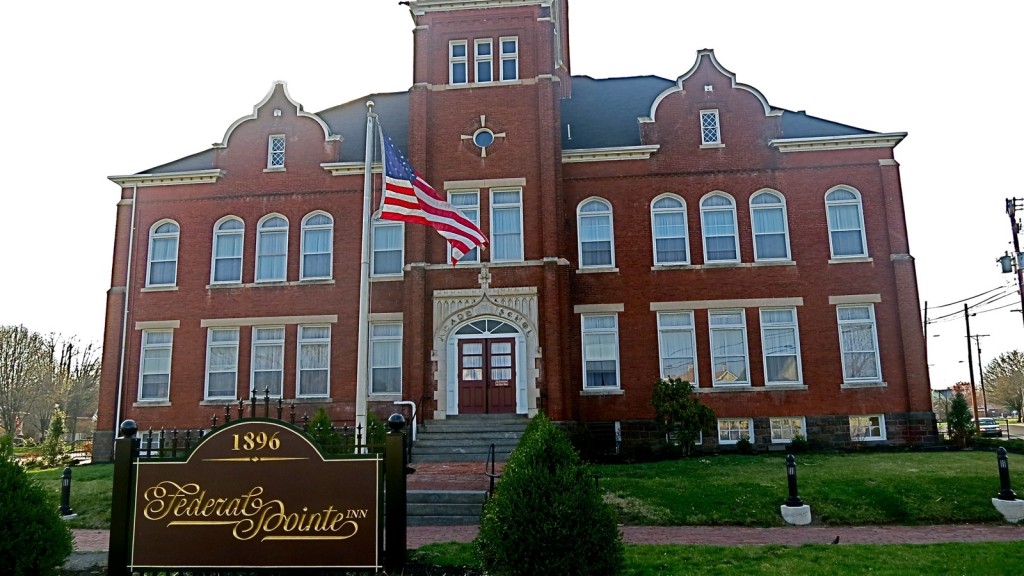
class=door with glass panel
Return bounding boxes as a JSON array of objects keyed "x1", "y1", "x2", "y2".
[{"x1": 458, "y1": 338, "x2": 516, "y2": 414}]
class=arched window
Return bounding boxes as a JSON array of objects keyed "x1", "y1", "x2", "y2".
[
  {"x1": 256, "y1": 215, "x2": 288, "y2": 282},
  {"x1": 301, "y1": 212, "x2": 333, "y2": 280},
  {"x1": 577, "y1": 198, "x2": 614, "y2": 268},
  {"x1": 700, "y1": 193, "x2": 738, "y2": 263},
  {"x1": 825, "y1": 187, "x2": 867, "y2": 258},
  {"x1": 146, "y1": 220, "x2": 179, "y2": 287},
  {"x1": 750, "y1": 190, "x2": 791, "y2": 261},
  {"x1": 651, "y1": 195, "x2": 689, "y2": 265},
  {"x1": 211, "y1": 217, "x2": 243, "y2": 284}
]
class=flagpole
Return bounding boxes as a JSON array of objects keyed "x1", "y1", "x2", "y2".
[{"x1": 355, "y1": 101, "x2": 376, "y2": 443}]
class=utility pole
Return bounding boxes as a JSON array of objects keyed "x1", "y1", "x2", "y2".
[
  {"x1": 1005, "y1": 198, "x2": 1024, "y2": 327},
  {"x1": 970, "y1": 334, "x2": 990, "y2": 416},
  {"x1": 964, "y1": 303, "x2": 981, "y2": 429}
]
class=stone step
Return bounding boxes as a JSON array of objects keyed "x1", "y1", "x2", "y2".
[
  {"x1": 406, "y1": 490, "x2": 487, "y2": 526},
  {"x1": 412, "y1": 451, "x2": 512, "y2": 463}
]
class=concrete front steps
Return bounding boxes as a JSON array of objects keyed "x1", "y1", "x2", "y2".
[
  {"x1": 411, "y1": 414, "x2": 527, "y2": 463},
  {"x1": 407, "y1": 490, "x2": 488, "y2": 526}
]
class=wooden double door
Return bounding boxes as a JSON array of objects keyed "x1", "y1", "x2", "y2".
[{"x1": 458, "y1": 338, "x2": 516, "y2": 414}]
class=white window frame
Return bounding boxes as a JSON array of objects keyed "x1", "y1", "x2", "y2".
[
  {"x1": 769, "y1": 417, "x2": 806, "y2": 444},
  {"x1": 211, "y1": 217, "x2": 244, "y2": 284},
  {"x1": 717, "y1": 418, "x2": 752, "y2": 444},
  {"x1": 750, "y1": 190, "x2": 791, "y2": 261},
  {"x1": 708, "y1": 309, "x2": 750, "y2": 386},
  {"x1": 651, "y1": 194, "x2": 689, "y2": 266},
  {"x1": 139, "y1": 330, "x2": 173, "y2": 401},
  {"x1": 490, "y1": 188, "x2": 524, "y2": 262},
  {"x1": 700, "y1": 192, "x2": 739, "y2": 264},
  {"x1": 251, "y1": 326, "x2": 285, "y2": 398},
  {"x1": 700, "y1": 109, "x2": 721, "y2": 146},
  {"x1": 449, "y1": 40, "x2": 468, "y2": 85},
  {"x1": 146, "y1": 220, "x2": 179, "y2": 287},
  {"x1": 372, "y1": 219, "x2": 405, "y2": 276},
  {"x1": 577, "y1": 198, "x2": 615, "y2": 269},
  {"x1": 837, "y1": 304, "x2": 882, "y2": 383},
  {"x1": 581, "y1": 313, "x2": 620, "y2": 390},
  {"x1": 370, "y1": 322, "x2": 403, "y2": 395},
  {"x1": 256, "y1": 214, "x2": 288, "y2": 283},
  {"x1": 849, "y1": 414, "x2": 886, "y2": 441},
  {"x1": 657, "y1": 311, "x2": 698, "y2": 385},
  {"x1": 759, "y1": 307, "x2": 803, "y2": 385},
  {"x1": 297, "y1": 325, "x2": 330, "y2": 398},
  {"x1": 268, "y1": 134, "x2": 286, "y2": 169},
  {"x1": 448, "y1": 190, "x2": 481, "y2": 264},
  {"x1": 300, "y1": 212, "x2": 333, "y2": 280},
  {"x1": 499, "y1": 36, "x2": 519, "y2": 81},
  {"x1": 825, "y1": 186, "x2": 868, "y2": 258},
  {"x1": 474, "y1": 39, "x2": 493, "y2": 83},
  {"x1": 204, "y1": 328, "x2": 239, "y2": 400}
]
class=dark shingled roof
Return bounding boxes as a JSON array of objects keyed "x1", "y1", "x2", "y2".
[{"x1": 140, "y1": 76, "x2": 878, "y2": 174}]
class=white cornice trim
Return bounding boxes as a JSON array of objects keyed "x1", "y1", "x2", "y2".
[
  {"x1": 770, "y1": 133, "x2": 907, "y2": 153},
  {"x1": 321, "y1": 162, "x2": 382, "y2": 176},
  {"x1": 410, "y1": 0, "x2": 547, "y2": 15},
  {"x1": 108, "y1": 169, "x2": 224, "y2": 188},
  {"x1": 562, "y1": 145, "x2": 660, "y2": 164}
]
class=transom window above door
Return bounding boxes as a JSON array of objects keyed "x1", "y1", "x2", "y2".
[{"x1": 455, "y1": 319, "x2": 519, "y2": 336}]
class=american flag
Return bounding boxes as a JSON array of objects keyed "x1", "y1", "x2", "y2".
[{"x1": 379, "y1": 129, "x2": 487, "y2": 264}]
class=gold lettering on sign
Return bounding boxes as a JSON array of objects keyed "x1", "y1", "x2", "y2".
[{"x1": 141, "y1": 481, "x2": 364, "y2": 542}]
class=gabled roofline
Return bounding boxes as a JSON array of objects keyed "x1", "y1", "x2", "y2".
[
  {"x1": 214, "y1": 81, "x2": 340, "y2": 148},
  {"x1": 769, "y1": 133, "x2": 907, "y2": 152},
  {"x1": 562, "y1": 145, "x2": 660, "y2": 163},
  {"x1": 108, "y1": 169, "x2": 225, "y2": 188}
]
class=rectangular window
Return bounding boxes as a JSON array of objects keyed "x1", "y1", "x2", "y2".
[
  {"x1": 700, "y1": 109, "x2": 721, "y2": 145},
  {"x1": 449, "y1": 191, "x2": 480, "y2": 263},
  {"x1": 140, "y1": 330, "x2": 173, "y2": 401},
  {"x1": 268, "y1": 135, "x2": 286, "y2": 168},
  {"x1": 491, "y1": 188, "x2": 523, "y2": 261},
  {"x1": 475, "y1": 39, "x2": 493, "y2": 83},
  {"x1": 500, "y1": 37, "x2": 519, "y2": 81},
  {"x1": 837, "y1": 305, "x2": 882, "y2": 383},
  {"x1": 657, "y1": 311, "x2": 697, "y2": 384},
  {"x1": 770, "y1": 417, "x2": 805, "y2": 443},
  {"x1": 709, "y1": 310, "x2": 749, "y2": 385},
  {"x1": 449, "y1": 40, "x2": 468, "y2": 85},
  {"x1": 582, "y1": 314, "x2": 619, "y2": 389},
  {"x1": 251, "y1": 327, "x2": 284, "y2": 397},
  {"x1": 760, "y1": 308, "x2": 802, "y2": 385},
  {"x1": 850, "y1": 414, "x2": 885, "y2": 441},
  {"x1": 370, "y1": 323, "x2": 402, "y2": 395},
  {"x1": 205, "y1": 328, "x2": 239, "y2": 400},
  {"x1": 297, "y1": 325, "x2": 330, "y2": 397},
  {"x1": 717, "y1": 418, "x2": 752, "y2": 444},
  {"x1": 372, "y1": 221, "x2": 404, "y2": 276}
]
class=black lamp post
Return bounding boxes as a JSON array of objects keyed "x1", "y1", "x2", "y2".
[
  {"x1": 997, "y1": 447, "x2": 1018, "y2": 501},
  {"x1": 785, "y1": 454, "x2": 803, "y2": 507}
]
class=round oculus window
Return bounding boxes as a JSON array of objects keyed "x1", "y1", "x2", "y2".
[{"x1": 473, "y1": 129, "x2": 495, "y2": 149}]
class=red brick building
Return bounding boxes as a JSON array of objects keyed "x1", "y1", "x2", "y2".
[{"x1": 94, "y1": 0, "x2": 935, "y2": 460}]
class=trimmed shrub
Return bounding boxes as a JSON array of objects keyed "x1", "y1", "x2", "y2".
[
  {"x1": 0, "y1": 435, "x2": 74, "y2": 576},
  {"x1": 947, "y1": 392, "x2": 977, "y2": 448},
  {"x1": 41, "y1": 407, "x2": 70, "y2": 468},
  {"x1": 736, "y1": 435, "x2": 754, "y2": 454},
  {"x1": 651, "y1": 377, "x2": 715, "y2": 457},
  {"x1": 477, "y1": 413, "x2": 624, "y2": 576}
]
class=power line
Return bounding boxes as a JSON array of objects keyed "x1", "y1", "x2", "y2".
[{"x1": 927, "y1": 286, "x2": 1006, "y2": 310}]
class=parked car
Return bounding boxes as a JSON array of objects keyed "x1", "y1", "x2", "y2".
[{"x1": 977, "y1": 417, "x2": 1003, "y2": 437}]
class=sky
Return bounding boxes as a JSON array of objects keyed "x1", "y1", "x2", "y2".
[{"x1": 1, "y1": 1, "x2": 1020, "y2": 392}]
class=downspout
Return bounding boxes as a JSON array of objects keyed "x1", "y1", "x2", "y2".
[{"x1": 113, "y1": 184, "x2": 138, "y2": 433}]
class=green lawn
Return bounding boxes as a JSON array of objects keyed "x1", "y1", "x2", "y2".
[{"x1": 29, "y1": 463, "x2": 113, "y2": 529}]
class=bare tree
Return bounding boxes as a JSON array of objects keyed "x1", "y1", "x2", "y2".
[
  {"x1": 27, "y1": 336, "x2": 101, "y2": 441},
  {"x1": 0, "y1": 326, "x2": 48, "y2": 436},
  {"x1": 984, "y1": 350, "x2": 1024, "y2": 422}
]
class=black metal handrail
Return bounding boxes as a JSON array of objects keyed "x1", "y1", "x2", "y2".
[{"x1": 484, "y1": 443, "x2": 501, "y2": 499}]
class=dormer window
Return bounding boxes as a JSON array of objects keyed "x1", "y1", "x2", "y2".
[
  {"x1": 700, "y1": 109, "x2": 721, "y2": 146},
  {"x1": 450, "y1": 41, "x2": 468, "y2": 85},
  {"x1": 268, "y1": 135, "x2": 286, "y2": 169}
]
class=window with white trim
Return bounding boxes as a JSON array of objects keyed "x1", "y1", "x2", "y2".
[
  {"x1": 717, "y1": 418, "x2": 752, "y2": 444},
  {"x1": 251, "y1": 326, "x2": 285, "y2": 397},
  {"x1": 582, "y1": 314, "x2": 620, "y2": 389},
  {"x1": 849, "y1": 414, "x2": 885, "y2": 441},
  {"x1": 770, "y1": 417, "x2": 806, "y2": 443},
  {"x1": 297, "y1": 325, "x2": 330, "y2": 397},
  {"x1": 205, "y1": 328, "x2": 238, "y2": 400},
  {"x1": 139, "y1": 330, "x2": 173, "y2": 401},
  {"x1": 837, "y1": 304, "x2": 882, "y2": 383},
  {"x1": 146, "y1": 221, "x2": 179, "y2": 287},
  {"x1": 300, "y1": 212, "x2": 333, "y2": 280},
  {"x1": 657, "y1": 311, "x2": 697, "y2": 383},
  {"x1": 825, "y1": 187, "x2": 867, "y2": 258},
  {"x1": 449, "y1": 191, "x2": 480, "y2": 264},
  {"x1": 700, "y1": 193, "x2": 739, "y2": 263},
  {"x1": 709, "y1": 310, "x2": 749, "y2": 385},
  {"x1": 370, "y1": 323, "x2": 402, "y2": 395},
  {"x1": 651, "y1": 195, "x2": 689, "y2": 265},
  {"x1": 211, "y1": 217, "x2": 243, "y2": 284},
  {"x1": 449, "y1": 40, "x2": 468, "y2": 85},
  {"x1": 750, "y1": 190, "x2": 791, "y2": 261},
  {"x1": 372, "y1": 220, "x2": 404, "y2": 275},
  {"x1": 475, "y1": 39, "x2": 493, "y2": 83},
  {"x1": 700, "y1": 109, "x2": 721, "y2": 145},
  {"x1": 760, "y1": 308, "x2": 802, "y2": 385},
  {"x1": 491, "y1": 189, "x2": 523, "y2": 261},
  {"x1": 500, "y1": 36, "x2": 518, "y2": 81},
  {"x1": 268, "y1": 135, "x2": 286, "y2": 169},
  {"x1": 256, "y1": 215, "x2": 288, "y2": 282},
  {"x1": 578, "y1": 198, "x2": 615, "y2": 268}
]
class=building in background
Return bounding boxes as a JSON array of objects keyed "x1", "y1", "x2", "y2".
[{"x1": 93, "y1": 0, "x2": 935, "y2": 460}]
